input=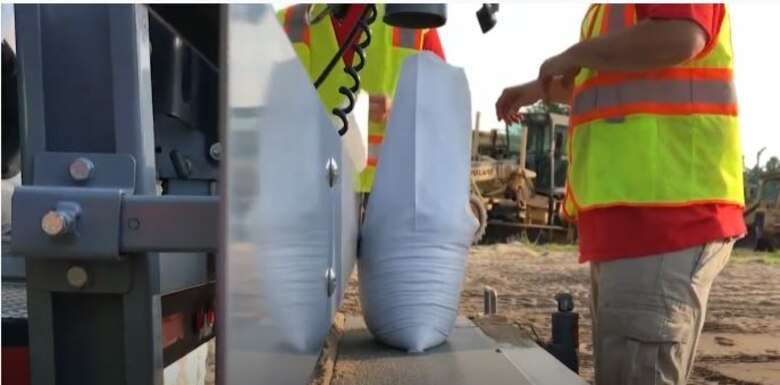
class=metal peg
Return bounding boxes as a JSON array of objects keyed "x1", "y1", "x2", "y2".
[
  {"x1": 326, "y1": 158, "x2": 338, "y2": 187},
  {"x1": 484, "y1": 286, "x2": 498, "y2": 315},
  {"x1": 41, "y1": 210, "x2": 75, "y2": 237},
  {"x1": 325, "y1": 267, "x2": 337, "y2": 297},
  {"x1": 66, "y1": 266, "x2": 89, "y2": 289},
  {"x1": 69, "y1": 157, "x2": 94, "y2": 182},
  {"x1": 209, "y1": 143, "x2": 221, "y2": 161}
]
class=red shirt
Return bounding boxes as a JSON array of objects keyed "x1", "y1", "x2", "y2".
[
  {"x1": 330, "y1": 5, "x2": 446, "y2": 66},
  {"x1": 579, "y1": 4, "x2": 746, "y2": 263}
]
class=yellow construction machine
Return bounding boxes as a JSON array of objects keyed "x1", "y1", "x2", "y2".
[
  {"x1": 469, "y1": 111, "x2": 574, "y2": 244},
  {"x1": 743, "y1": 171, "x2": 780, "y2": 251}
]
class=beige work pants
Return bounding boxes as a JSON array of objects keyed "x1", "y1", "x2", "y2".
[{"x1": 590, "y1": 239, "x2": 734, "y2": 385}]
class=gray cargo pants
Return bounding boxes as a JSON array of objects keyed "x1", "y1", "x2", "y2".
[{"x1": 590, "y1": 239, "x2": 734, "y2": 385}]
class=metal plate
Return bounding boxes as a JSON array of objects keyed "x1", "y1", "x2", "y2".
[
  {"x1": 33, "y1": 152, "x2": 137, "y2": 192},
  {"x1": 333, "y1": 316, "x2": 589, "y2": 385},
  {"x1": 218, "y1": 4, "x2": 358, "y2": 385}
]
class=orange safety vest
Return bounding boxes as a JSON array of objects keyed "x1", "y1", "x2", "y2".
[
  {"x1": 562, "y1": 4, "x2": 743, "y2": 221},
  {"x1": 279, "y1": 4, "x2": 425, "y2": 192}
]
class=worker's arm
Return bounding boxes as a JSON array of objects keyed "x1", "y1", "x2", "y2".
[
  {"x1": 539, "y1": 19, "x2": 707, "y2": 84},
  {"x1": 538, "y1": 4, "x2": 716, "y2": 96},
  {"x1": 498, "y1": 5, "x2": 717, "y2": 123},
  {"x1": 495, "y1": 78, "x2": 572, "y2": 123}
]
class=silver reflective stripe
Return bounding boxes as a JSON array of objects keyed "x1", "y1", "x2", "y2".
[
  {"x1": 396, "y1": 28, "x2": 418, "y2": 48},
  {"x1": 604, "y1": 4, "x2": 629, "y2": 35},
  {"x1": 573, "y1": 79, "x2": 737, "y2": 115},
  {"x1": 368, "y1": 142, "x2": 381, "y2": 157},
  {"x1": 285, "y1": 4, "x2": 308, "y2": 43}
]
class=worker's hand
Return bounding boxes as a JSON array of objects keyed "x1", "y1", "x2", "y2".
[
  {"x1": 495, "y1": 81, "x2": 543, "y2": 124},
  {"x1": 369, "y1": 94, "x2": 392, "y2": 124},
  {"x1": 538, "y1": 51, "x2": 580, "y2": 102}
]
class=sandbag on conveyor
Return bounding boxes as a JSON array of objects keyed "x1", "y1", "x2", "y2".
[{"x1": 358, "y1": 52, "x2": 478, "y2": 352}]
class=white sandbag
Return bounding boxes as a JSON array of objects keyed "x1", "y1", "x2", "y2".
[{"x1": 358, "y1": 52, "x2": 478, "y2": 352}]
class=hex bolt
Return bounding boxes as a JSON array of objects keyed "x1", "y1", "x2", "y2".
[
  {"x1": 66, "y1": 266, "x2": 89, "y2": 289},
  {"x1": 326, "y1": 158, "x2": 338, "y2": 187},
  {"x1": 127, "y1": 218, "x2": 141, "y2": 230},
  {"x1": 209, "y1": 143, "x2": 221, "y2": 162},
  {"x1": 325, "y1": 267, "x2": 337, "y2": 297},
  {"x1": 41, "y1": 210, "x2": 75, "y2": 237},
  {"x1": 69, "y1": 157, "x2": 95, "y2": 182}
]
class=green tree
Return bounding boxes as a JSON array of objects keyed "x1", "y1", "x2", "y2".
[{"x1": 766, "y1": 156, "x2": 779, "y2": 172}]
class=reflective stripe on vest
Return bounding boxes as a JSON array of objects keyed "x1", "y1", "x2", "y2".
[
  {"x1": 393, "y1": 28, "x2": 423, "y2": 49},
  {"x1": 367, "y1": 134, "x2": 382, "y2": 167},
  {"x1": 284, "y1": 4, "x2": 309, "y2": 44},
  {"x1": 562, "y1": 4, "x2": 742, "y2": 219},
  {"x1": 601, "y1": 3, "x2": 634, "y2": 35},
  {"x1": 571, "y1": 76, "x2": 737, "y2": 125}
]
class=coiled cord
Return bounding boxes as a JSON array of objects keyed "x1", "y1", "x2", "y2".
[{"x1": 313, "y1": 5, "x2": 377, "y2": 136}]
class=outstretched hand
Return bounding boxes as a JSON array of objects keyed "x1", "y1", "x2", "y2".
[{"x1": 495, "y1": 81, "x2": 542, "y2": 124}]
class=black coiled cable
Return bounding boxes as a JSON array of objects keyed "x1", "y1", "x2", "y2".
[{"x1": 313, "y1": 5, "x2": 377, "y2": 136}]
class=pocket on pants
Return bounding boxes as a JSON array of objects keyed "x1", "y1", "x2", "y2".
[
  {"x1": 600, "y1": 297, "x2": 694, "y2": 344},
  {"x1": 691, "y1": 239, "x2": 733, "y2": 285},
  {"x1": 598, "y1": 299, "x2": 695, "y2": 385}
]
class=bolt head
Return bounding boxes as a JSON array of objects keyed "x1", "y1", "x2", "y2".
[
  {"x1": 325, "y1": 267, "x2": 337, "y2": 297},
  {"x1": 66, "y1": 266, "x2": 89, "y2": 288},
  {"x1": 69, "y1": 157, "x2": 94, "y2": 182},
  {"x1": 326, "y1": 158, "x2": 339, "y2": 187},
  {"x1": 209, "y1": 143, "x2": 221, "y2": 161},
  {"x1": 127, "y1": 218, "x2": 141, "y2": 230},
  {"x1": 42, "y1": 211, "x2": 69, "y2": 236}
]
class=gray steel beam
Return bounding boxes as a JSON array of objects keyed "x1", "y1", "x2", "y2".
[
  {"x1": 122, "y1": 196, "x2": 218, "y2": 253},
  {"x1": 14, "y1": 4, "x2": 164, "y2": 384}
]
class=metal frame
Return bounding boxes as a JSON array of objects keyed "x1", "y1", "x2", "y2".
[{"x1": 10, "y1": 4, "x2": 216, "y2": 384}]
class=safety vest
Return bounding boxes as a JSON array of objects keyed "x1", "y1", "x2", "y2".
[
  {"x1": 278, "y1": 4, "x2": 426, "y2": 192},
  {"x1": 561, "y1": 4, "x2": 743, "y2": 221}
]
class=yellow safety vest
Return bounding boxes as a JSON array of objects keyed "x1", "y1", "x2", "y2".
[
  {"x1": 278, "y1": 4, "x2": 425, "y2": 192},
  {"x1": 562, "y1": 4, "x2": 743, "y2": 221}
]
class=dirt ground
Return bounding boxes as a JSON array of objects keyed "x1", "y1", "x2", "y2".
[
  {"x1": 340, "y1": 242, "x2": 780, "y2": 385},
  {"x1": 205, "y1": 243, "x2": 779, "y2": 385}
]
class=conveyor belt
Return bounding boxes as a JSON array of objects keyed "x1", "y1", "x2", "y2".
[{"x1": 333, "y1": 316, "x2": 588, "y2": 385}]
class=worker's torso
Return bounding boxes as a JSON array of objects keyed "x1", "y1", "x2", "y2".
[
  {"x1": 278, "y1": 4, "x2": 425, "y2": 192},
  {"x1": 563, "y1": 3, "x2": 743, "y2": 220}
]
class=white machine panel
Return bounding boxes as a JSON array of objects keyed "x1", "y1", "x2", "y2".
[{"x1": 218, "y1": 4, "x2": 359, "y2": 384}]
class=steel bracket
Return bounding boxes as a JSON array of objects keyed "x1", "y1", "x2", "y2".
[
  {"x1": 12, "y1": 188, "x2": 219, "y2": 260},
  {"x1": 11, "y1": 186, "x2": 124, "y2": 260},
  {"x1": 33, "y1": 152, "x2": 137, "y2": 192}
]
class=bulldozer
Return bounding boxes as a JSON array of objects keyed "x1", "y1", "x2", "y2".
[
  {"x1": 469, "y1": 111, "x2": 573, "y2": 244},
  {"x1": 743, "y1": 170, "x2": 780, "y2": 251}
]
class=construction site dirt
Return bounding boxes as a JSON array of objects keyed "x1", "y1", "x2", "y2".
[
  {"x1": 337, "y1": 243, "x2": 780, "y2": 385},
  {"x1": 205, "y1": 243, "x2": 780, "y2": 385}
]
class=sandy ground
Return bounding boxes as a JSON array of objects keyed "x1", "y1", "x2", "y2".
[
  {"x1": 341, "y1": 243, "x2": 780, "y2": 385},
  {"x1": 204, "y1": 243, "x2": 780, "y2": 385}
]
